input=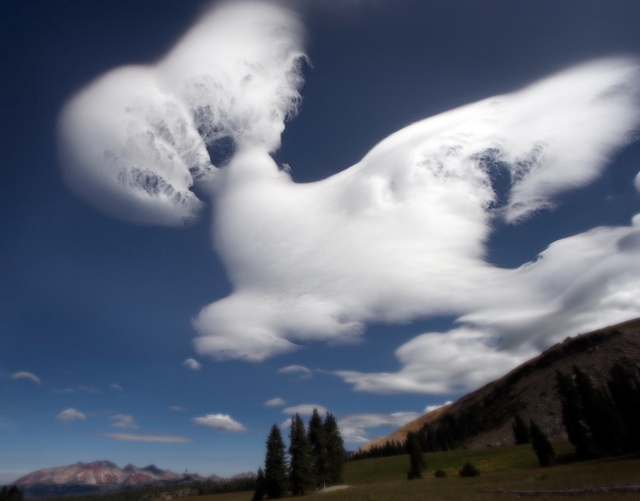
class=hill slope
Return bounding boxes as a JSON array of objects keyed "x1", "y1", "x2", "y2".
[{"x1": 357, "y1": 317, "x2": 640, "y2": 453}]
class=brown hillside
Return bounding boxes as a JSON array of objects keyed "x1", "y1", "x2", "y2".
[{"x1": 357, "y1": 317, "x2": 640, "y2": 454}]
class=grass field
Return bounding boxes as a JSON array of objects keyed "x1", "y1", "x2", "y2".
[{"x1": 180, "y1": 442, "x2": 640, "y2": 501}]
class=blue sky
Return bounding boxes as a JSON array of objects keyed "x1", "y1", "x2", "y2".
[{"x1": 2, "y1": 0, "x2": 640, "y2": 483}]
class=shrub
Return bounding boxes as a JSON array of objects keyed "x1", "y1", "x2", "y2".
[
  {"x1": 434, "y1": 469, "x2": 447, "y2": 478},
  {"x1": 459, "y1": 461, "x2": 480, "y2": 477}
]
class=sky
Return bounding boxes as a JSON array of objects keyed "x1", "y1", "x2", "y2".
[{"x1": 2, "y1": 0, "x2": 640, "y2": 484}]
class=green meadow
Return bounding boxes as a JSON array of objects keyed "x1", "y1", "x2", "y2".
[{"x1": 181, "y1": 441, "x2": 640, "y2": 501}]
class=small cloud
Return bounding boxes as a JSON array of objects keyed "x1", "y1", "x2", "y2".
[
  {"x1": 282, "y1": 404, "x2": 328, "y2": 416},
  {"x1": 10, "y1": 371, "x2": 40, "y2": 384},
  {"x1": 184, "y1": 358, "x2": 202, "y2": 371},
  {"x1": 110, "y1": 414, "x2": 138, "y2": 429},
  {"x1": 424, "y1": 401, "x2": 453, "y2": 414},
  {"x1": 57, "y1": 408, "x2": 86, "y2": 423},
  {"x1": 104, "y1": 433, "x2": 192, "y2": 443},
  {"x1": 265, "y1": 397, "x2": 286, "y2": 407},
  {"x1": 193, "y1": 413, "x2": 247, "y2": 432},
  {"x1": 278, "y1": 365, "x2": 312, "y2": 378},
  {"x1": 338, "y1": 412, "x2": 421, "y2": 444},
  {"x1": 169, "y1": 406, "x2": 185, "y2": 412},
  {"x1": 110, "y1": 384, "x2": 123, "y2": 391},
  {"x1": 280, "y1": 417, "x2": 292, "y2": 429},
  {"x1": 53, "y1": 385, "x2": 101, "y2": 395}
]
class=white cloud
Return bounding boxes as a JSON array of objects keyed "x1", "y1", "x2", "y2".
[
  {"x1": 278, "y1": 365, "x2": 311, "y2": 378},
  {"x1": 10, "y1": 371, "x2": 40, "y2": 384},
  {"x1": 110, "y1": 384, "x2": 123, "y2": 391},
  {"x1": 265, "y1": 397, "x2": 286, "y2": 407},
  {"x1": 110, "y1": 414, "x2": 138, "y2": 429},
  {"x1": 282, "y1": 404, "x2": 328, "y2": 416},
  {"x1": 184, "y1": 358, "x2": 202, "y2": 371},
  {"x1": 169, "y1": 406, "x2": 185, "y2": 412},
  {"x1": 192, "y1": 413, "x2": 247, "y2": 432},
  {"x1": 424, "y1": 401, "x2": 452, "y2": 414},
  {"x1": 57, "y1": 408, "x2": 86, "y2": 423},
  {"x1": 337, "y1": 412, "x2": 421, "y2": 444},
  {"x1": 57, "y1": 0, "x2": 640, "y2": 395},
  {"x1": 104, "y1": 433, "x2": 192, "y2": 443},
  {"x1": 53, "y1": 385, "x2": 101, "y2": 394}
]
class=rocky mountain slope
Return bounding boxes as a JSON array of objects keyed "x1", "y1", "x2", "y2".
[
  {"x1": 14, "y1": 461, "x2": 252, "y2": 499},
  {"x1": 357, "y1": 316, "x2": 640, "y2": 454}
]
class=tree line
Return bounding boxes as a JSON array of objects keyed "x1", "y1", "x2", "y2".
[{"x1": 253, "y1": 409, "x2": 345, "y2": 499}]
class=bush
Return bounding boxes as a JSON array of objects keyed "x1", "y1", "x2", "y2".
[
  {"x1": 459, "y1": 461, "x2": 480, "y2": 477},
  {"x1": 434, "y1": 469, "x2": 447, "y2": 478}
]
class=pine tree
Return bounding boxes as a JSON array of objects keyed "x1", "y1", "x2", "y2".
[
  {"x1": 512, "y1": 414, "x2": 531, "y2": 444},
  {"x1": 288, "y1": 414, "x2": 314, "y2": 495},
  {"x1": 308, "y1": 408, "x2": 328, "y2": 489},
  {"x1": 252, "y1": 468, "x2": 266, "y2": 501},
  {"x1": 264, "y1": 424, "x2": 288, "y2": 498},
  {"x1": 556, "y1": 369, "x2": 593, "y2": 459},
  {"x1": 608, "y1": 360, "x2": 640, "y2": 451},
  {"x1": 529, "y1": 420, "x2": 554, "y2": 467},
  {"x1": 406, "y1": 432, "x2": 425, "y2": 480},
  {"x1": 324, "y1": 411, "x2": 345, "y2": 486}
]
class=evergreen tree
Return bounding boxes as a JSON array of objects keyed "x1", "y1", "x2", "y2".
[
  {"x1": 288, "y1": 414, "x2": 315, "y2": 495},
  {"x1": 324, "y1": 412, "x2": 345, "y2": 486},
  {"x1": 406, "y1": 432, "x2": 425, "y2": 480},
  {"x1": 252, "y1": 468, "x2": 266, "y2": 501},
  {"x1": 529, "y1": 420, "x2": 554, "y2": 467},
  {"x1": 307, "y1": 408, "x2": 328, "y2": 489},
  {"x1": 608, "y1": 360, "x2": 640, "y2": 451},
  {"x1": 556, "y1": 369, "x2": 593, "y2": 459},
  {"x1": 512, "y1": 414, "x2": 531, "y2": 444},
  {"x1": 574, "y1": 366, "x2": 625, "y2": 455},
  {"x1": 264, "y1": 424, "x2": 288, "y2": 498}
]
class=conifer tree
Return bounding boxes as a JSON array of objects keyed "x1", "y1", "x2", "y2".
[
  {"x1": 556, "y1": 369, "x2": 593, "y2": 458},
  {"x1": 406, "y1": 432, "x2": 425, "y2": 480},
  {"x1": 512, "y1": 413, "x2": 531, "y2": 444},
  {"x1": 529, "y1": 420, "x2": 554, "y2": 466},
  {"x1": 608, "y1": 360, "x2": 640, "y2": 451},
  {"x1": 308, "y1": 408, "x2": 329, "y2": 489},
  {"x1": 252, "y1": 468, "x2": 266, "y2": 501},
  {"x1": 288, "y1": 414, "x2": 314, "y2": 495},
  {"x1": 324, "y1": 411, "x2": 345, "y2": 486},
  {"x1": 264, "y1": 424, "x2": 288, "y2": 498}
]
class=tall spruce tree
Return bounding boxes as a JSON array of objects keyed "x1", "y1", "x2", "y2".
[
  {"x1": 529, "y1": 420, "x2": 554, "y2": 467},
  {"x1": 406, "y1": 432, "x2": 426, "y2": 479},
  {"x1": 288, "y1": 414, "x2": 314, "y2": 495},
  {"x1": 608, "y1": 360, "x2": 640, "y2": 451},
  {"x1": 264, "y1": 424, "x2": 288, "y2": 498},
  {"x1": 556, "y1": 369, "x2": 593, "y2": 459},
  {"x1": 308, "y1": 408, "x2": 329, "y2": 489},
  {"x1": 252, "y1": 468, "x2": 266, "y2": 501},
  {"x1": 512, "y1": 414, "x2": 531, "y2": 444},
  {"x1": 324, "y1": 411, "x2": 345, "y2": 486}
]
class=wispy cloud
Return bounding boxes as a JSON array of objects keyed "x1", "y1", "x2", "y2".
[
  {"x1": 104, "y1": 433, "x2": 192, "y2": 443},
  {"x1": 169, "y1": 406, "x2": 185, "y2": 412},
  {"x1": 278, "y1": 365, "x2": 312, "y2": 379},
  {"x1": 110, "y1": 414, "x2": 138, "y2": 429},
  {"x1": 110, "y1": 384, "x2": 123, "y2": 392},
  {"x1": 337, "y1": 412, "x2": 421, "y2": 444},
  {"x1": 282, "y1": 404, "x2": 328, "y2": 416},
  {"x1": 424, "y1": 401, "x2": 452, "y2": 414},
  {"x1": 53, "y1": 385, "x2": 101, "y2": 395},
  {"x1": 192, "y1": 414, "x2": 247, "y2": 432},
  {"x1": 56, "y1": 408, "x2": 86, "y2": 423},
  {"x1": 265, "y1": 397, "x2": 286, "y2": 407},
  {"x1": 183, "y1": 358, "x2": 202, "y2": 371},
  {"x1": 10, "y1": 371, "x2": 40, "y2": 384}
]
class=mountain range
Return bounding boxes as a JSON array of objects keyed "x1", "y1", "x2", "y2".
[
  {"x1": 13, "y1": 461, "x2": 255, "y2": 499},
  {"x1": 358, "y1": 316, "x2": 640, "y2": 454}
]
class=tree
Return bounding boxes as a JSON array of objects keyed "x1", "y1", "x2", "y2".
[
  {"x1": 264, "y1": 424, "x2": 288, "y2": 498},
  {"x1": 512, "y1": 414, "x2": 531, "y2": 444},
  {"x1": 406, "y1": 432, "x2": 425, "y2": 480},
  {"x1": 308, "y1": 408, "x2": 328, "y2": 489},
  {"x1": 324, "y1": 412, "x2": 345, "y2": 486},
  {"x1": 459, "y1": 461, "x2": 479, "y2": 477},
  {"x1": 608, "y1": 360, "x2": 640, "y2": 451},
  {"x1": 252, "y1": 468, "x2": 266, "y2": 501},
  {"x1": 556, "y1": 369, "x2": 593, "y2": 459},
  {"x1": 288, "y1": 414, "x2": 314, "y2": 495},
  {"x1": 529, "y1": 420, "x2": 554, "y2": 467}
]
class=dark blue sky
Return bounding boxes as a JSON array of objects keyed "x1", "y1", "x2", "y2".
[{"x1": 1, "y1": 0, "x2": 640, "y2": 482}]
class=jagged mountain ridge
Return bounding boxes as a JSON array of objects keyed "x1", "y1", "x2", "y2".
[
  {"x1": 357, "y1": 316, "x2": 640, "y2": 454},
  {"x1": 14, "y1": 460, "x2": 253, "y2": 499}
]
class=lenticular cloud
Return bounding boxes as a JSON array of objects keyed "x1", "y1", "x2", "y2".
[{"x1": 58, "y1": 1, "x2": 640, "y2": 393}]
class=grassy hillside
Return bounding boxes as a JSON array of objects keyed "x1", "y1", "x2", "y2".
[{"x1": 180, "y1": 441, "x2": 640, "y2": 501}]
